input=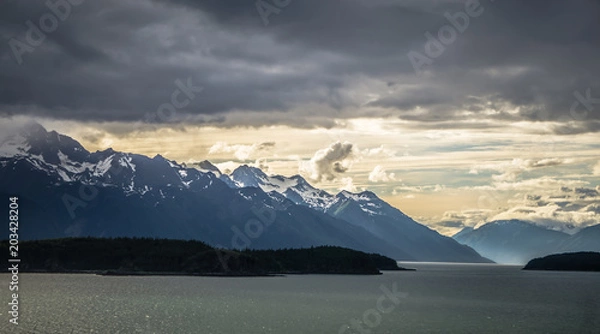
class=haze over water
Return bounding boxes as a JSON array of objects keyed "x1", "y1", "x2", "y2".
[{"x1": 1, "y1": 263, "x2": 599, "y2": 333}]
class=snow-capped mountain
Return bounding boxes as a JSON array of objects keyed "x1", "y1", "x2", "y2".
[
  {"x1": 1, "y1": 122, "x2": 230, "y2": 194},
  {"x1": 228, "y1": 166, "x2": 491, "y2": 262},
  {"x1": 228, "y1": 165, "x2": 335, "y2": 210},
  {"x1": 0, "y1": 122, "x2": 491, "y2": 262}
]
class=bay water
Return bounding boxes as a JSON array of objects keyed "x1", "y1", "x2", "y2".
[{"x1": 1, "y1": 263, "x2": 599, "y2": 333}]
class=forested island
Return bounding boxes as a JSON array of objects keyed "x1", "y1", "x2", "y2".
[
  {"x1": 523, "y1": 252, "x2": 600, "y2": 272},
  {"x1": 2, "y1": 237, "x2": 412, "y2": 276}
]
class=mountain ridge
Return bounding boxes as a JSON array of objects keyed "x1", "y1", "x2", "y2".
[
  {"x1": 0, "y1": 122, "x2": 491, "y2": 263},
  {"x1": 453, "y1": 219, "x2": 600, "y2": 264}
]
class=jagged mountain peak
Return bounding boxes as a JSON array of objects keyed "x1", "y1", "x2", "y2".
[
  {"x1": 97, "y1": 147, "x2": 116, "y2": 154},
  {"x1": 198, "y1": 160, "x2": 221, "y2": 173},
  {"x1": 290, "y1": 174, "x2": 306, "y2": 180},
  {"x1": 289, "y1": 175, "x2": 332, "y2": 196},
  {"x1": 232, "y1": 164, "x2": 267, "y2": 177},
  {"x1": 226, "y1": 166, "x2": 396, "y2": 216},
  {"x1": 337, "y1": 190, "x2": 379, "y2": 200},
  {"x1": 226, "y1": 167, "x2": 336, "y2": 209},
  {"x1": 89, "y1": 148, "x2": 116, "y2": 160},
  {"x1": 1, "y1": 121, "x2": 89, "y2": 164}
]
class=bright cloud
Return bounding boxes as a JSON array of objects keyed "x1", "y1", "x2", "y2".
[
  {"x1": 339, "y1": 177, "x2": 358, "y2": 192},
  {"x1": 300, "y1": 141, "x2": 356, "y2": 182},
  {"x1": 470, "y1": 158, "x2": 570, "y2": 182},
  {"x1": 208, "y1": 141, "x2": 275, "y2": 161},
  {"x1": 437, "y1": 182, "x2": 600, "y2": 234},
  {"x1": 368, "y1": 165, "x2": 396, "y2": 183}
]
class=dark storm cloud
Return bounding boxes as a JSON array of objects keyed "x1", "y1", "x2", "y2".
[{"x1": 0, "y1": 0, "x2": 599, "y2": 129}]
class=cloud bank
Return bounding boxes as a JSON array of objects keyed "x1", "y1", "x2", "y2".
[{"x1": 0, "y1": 0, "x2": 599, "y2": 131}]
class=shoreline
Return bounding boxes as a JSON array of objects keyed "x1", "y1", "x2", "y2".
[{"x1": 5, "y1": 267, "x2": 418, "y2": 277}]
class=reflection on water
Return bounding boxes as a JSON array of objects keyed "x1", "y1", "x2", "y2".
[{"x1": 0, "y1": 264, "x2": 599, "y2": 333}]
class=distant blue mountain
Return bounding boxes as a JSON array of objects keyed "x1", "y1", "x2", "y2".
[
  {"x1": 453, "y1": 220, "x2": 600, "y2": 264},
  {"x1": 0, "y1": 122, "x2": 491, "y2": 263},
  {"x1": 558, "y1": 224, "x2": 600, "y2": 254}
]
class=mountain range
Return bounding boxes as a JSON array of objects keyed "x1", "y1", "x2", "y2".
[
  {"x1": 453, "y1": 220, "x2": 600, "y2": 264},
  {"x1": 0, "y1": 122, "x2": 490, "y2": 263}
]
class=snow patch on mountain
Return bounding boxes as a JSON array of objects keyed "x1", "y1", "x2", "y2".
[
  {"x1": 56, "y1": 151, "x2": 96, "y2": 176},
  {"x1": 94, "y1": 156, "x2": 114, "y2": 177},
  {"x1": 140, "y1": 185, "x2": 151, "y2": 195},
  {"x1": 57, "y1": 169, "x2": 71, "y2": 182},
  {"x1": 119, "y1": 155, "x2": 136, "y2": 172}
]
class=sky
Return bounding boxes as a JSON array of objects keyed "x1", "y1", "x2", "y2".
[{"x1": 1, "y1": 0, "x2": 599, "y2": 235}]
